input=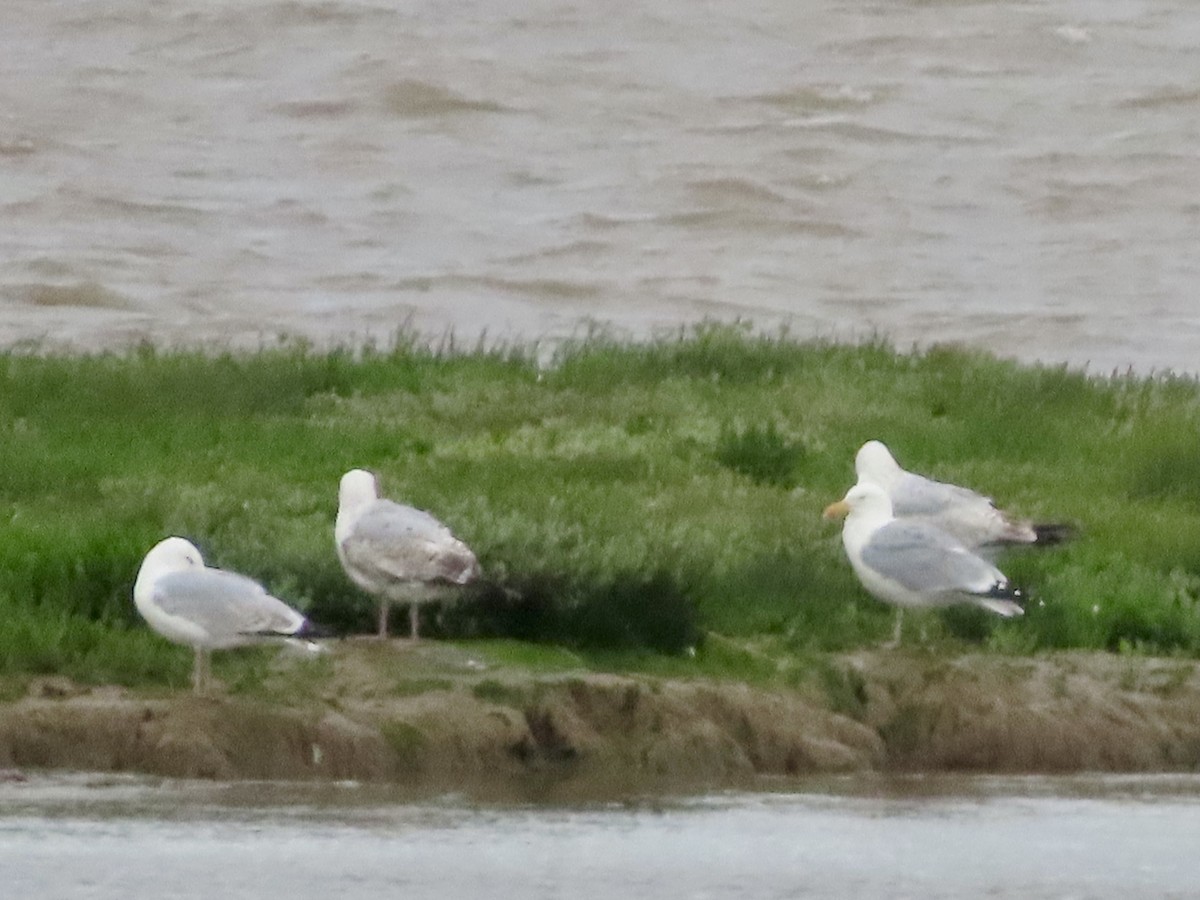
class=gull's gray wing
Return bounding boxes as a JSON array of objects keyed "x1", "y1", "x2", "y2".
[
  {"x1": 860, "y1": 520, "x2": 1003, "y2": 596},
  {"x1": 342, "y1": 500, "x2": 479, "y2": 586},
  {"x1": 890, "y1": 471, "x2": 1038, "y2": 550},
  {"x1": 153, "y1": 569, "x2": 305, "y2": 639},
  {"x1": 889, "y1": 472, "x2": 993, "y2": 518}
]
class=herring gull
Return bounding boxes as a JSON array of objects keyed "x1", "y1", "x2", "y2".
[
  {"x1": 823, "y1": 481, "x2": 1025, "y2": 644},
  {"x1": 133, "y1": 536, "x2": 323, "y2": 695},
  {"x1": 335, "y1": 468, "x2": 481, "y2": 640},
  {"x1": 854, "y1": 440, "x2": 1072, "y2": 555}
]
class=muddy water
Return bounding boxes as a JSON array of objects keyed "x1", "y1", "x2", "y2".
[
  {"x1": 2, "y1": 773, "x2": 1198, "y2": 898},
  {"x1": 1, "y1": 1, "x2": 1198, "y2": 372}
]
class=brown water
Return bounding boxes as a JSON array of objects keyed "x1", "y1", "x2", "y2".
[
  {"x1": 2, "y1": 0, "x2": 1198, "y2": 371},
  {"x1": 3, "y1": 773, "x2": 1199, "y2": 898}
]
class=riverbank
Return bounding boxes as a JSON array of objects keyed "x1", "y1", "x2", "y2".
[
  {"x1": 2, "y1": 642, "x2": 1197, "y2": 796},
  {"x1": 4, "y1": 333, "x2": 1200, "y2": 796}
]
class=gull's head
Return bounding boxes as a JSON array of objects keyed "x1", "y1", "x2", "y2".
[
  {"x1": 144, "y1": 536, "x2": 204, "y2": 569},
  {"x1": 823, "y1": 480, "x2": 894, "y2": 523},
  {"x1": 854, "y1": 440, "x2": 903, "y2": 487},
  {"x1": 134, "y1": 536, "x2": 204, "y2": 596},
  {"x1": 338, "y1": 468, "x2": 380, "y2": 513}
]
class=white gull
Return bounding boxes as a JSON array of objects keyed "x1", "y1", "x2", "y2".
[
  {"x1": 133, "y1": 536, "x2": 322, "y2": 695},
  {"x1": 824, "y1": 481, "x2": 1025, "y2": 645},
  {"x1": 335, "y1": 468, "x2": 480, "y2": 640},
  {"x1": 854, "y1": 440, "x2": 1072, "y2": 555}
]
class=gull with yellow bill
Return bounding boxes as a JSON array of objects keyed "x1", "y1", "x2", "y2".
[{"x1": 823, "y1": 481, "x2": 1025, "y2": 645}]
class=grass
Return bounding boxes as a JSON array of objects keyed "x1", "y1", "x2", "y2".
[
  {"x1": 3, "y1": 324, "x2": 1200, "y2": 688},
  {"x1": 471, "y1": 679, "x2": 530, "y2": 707}
]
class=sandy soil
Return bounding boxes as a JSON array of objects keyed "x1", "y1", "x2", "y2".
[{"x1": 1, "y1": 644, "x2": 1197, "y2": 796}]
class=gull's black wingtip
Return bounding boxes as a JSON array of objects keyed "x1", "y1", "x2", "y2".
[
  {"x1": 295, "y1": 618, "x2": 337, "y2": 640},
  {"x1": 985, "y1": 582, "x2": 1026, "y2": 606},
  {"x1": 1033, "y1": 523, "x2": 1076, "y2": 546}
]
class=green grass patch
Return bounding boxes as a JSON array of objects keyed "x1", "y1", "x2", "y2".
[
  {"x1": 442, "y1": 569, "x2": 703, "y2": 655},
  {"x1": 3, "y1": 326, "x2": 1200, "y2": 688},
  {"x1": 714, "y1": 420, "x2": 806, "y2": 488},
  {"x1": 471, "y1": 678, "x2": 529, "y2": 707}
]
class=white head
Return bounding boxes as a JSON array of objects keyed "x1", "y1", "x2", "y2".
[
  {"x1": 822, "y1": 480, "x2": 895, "y2": 524},
  {"x1": 854, "y1": 440, "x2": 904, "y2": 487},
  {"x1": 338, "y1": 468, "x2": 380, "y2": 514},
  {"x1": 134, "y1": 536, "x2": 204, "y2": 598}
]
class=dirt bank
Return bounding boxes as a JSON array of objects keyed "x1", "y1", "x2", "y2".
[
  {"x1": 1, "y1": 645, "x2": 1197, "y2": 795},
  {"x1": 838, "y1": 650, "x2": 1200, "y2": 772}
]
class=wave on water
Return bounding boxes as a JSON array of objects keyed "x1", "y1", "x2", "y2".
[
  {"x1": 1116, "y1": 86, "x2": 1200, "y2": 110},
  {"x1": 685, "y1": 177, "x2": 790, "y2": 207},
  {"x1": 272, "y1": 99, "x2": 359, "y2": 120},
  {"x1": 748, "y1": 84, "x2": 886, "y2": 114},
  {"x1": 379, "y1": 80, "x2": 511, "y2": 118},
  {"x1": 389, "y1": 274, "x2": 604, "y2": 303},
  {"x1": 0, "y1": 138, "x2": 39, "y2": 158},
  {"x1": 8, "y1": 282, "x2": 134, "y2": 311}
]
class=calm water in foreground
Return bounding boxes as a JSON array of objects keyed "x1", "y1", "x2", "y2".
[{"x1": 3, "y1": 773, "x2": 1198, "y2": 899}]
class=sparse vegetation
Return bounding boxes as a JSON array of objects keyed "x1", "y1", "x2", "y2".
[
  {"x1": 380, "y1": 719, "x2": 428, "y2": 761},
  {"x1": 471, "y1": 679, "x2": 527, "y2": 707},
  {"x1": 3, "y1": 325, "x2": 1200, "y2": 688}
]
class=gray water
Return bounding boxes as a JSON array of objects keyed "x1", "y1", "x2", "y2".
[
  {"x1": 2, "y1": 0, "x2": 1199, "y2": 372},
  {"x1": 2, "y1": 773, "x2": 1199, "y2": 898}
]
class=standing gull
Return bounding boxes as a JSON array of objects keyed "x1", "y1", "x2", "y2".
[
  {"x1": 823, "y1": 481, "x2": 1025, "y2": 645},
  {"x1": 133, "y1": 536, "x2": 323, "y2": 695},
  {"x1": 854, "y1": 440, "x2": 1072, "y2": 555},
  {"x1": 335, "y1": 468, "x2": 481, "y2": 640}
]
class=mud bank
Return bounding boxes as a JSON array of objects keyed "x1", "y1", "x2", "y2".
[{"x1": 1, "y1": 646, "x2": 1198, "y2": 795}]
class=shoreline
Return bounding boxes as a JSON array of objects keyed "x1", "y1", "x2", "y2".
[{"x1": 2, "y1": 645, "x2": 1197, "y2": 798}]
